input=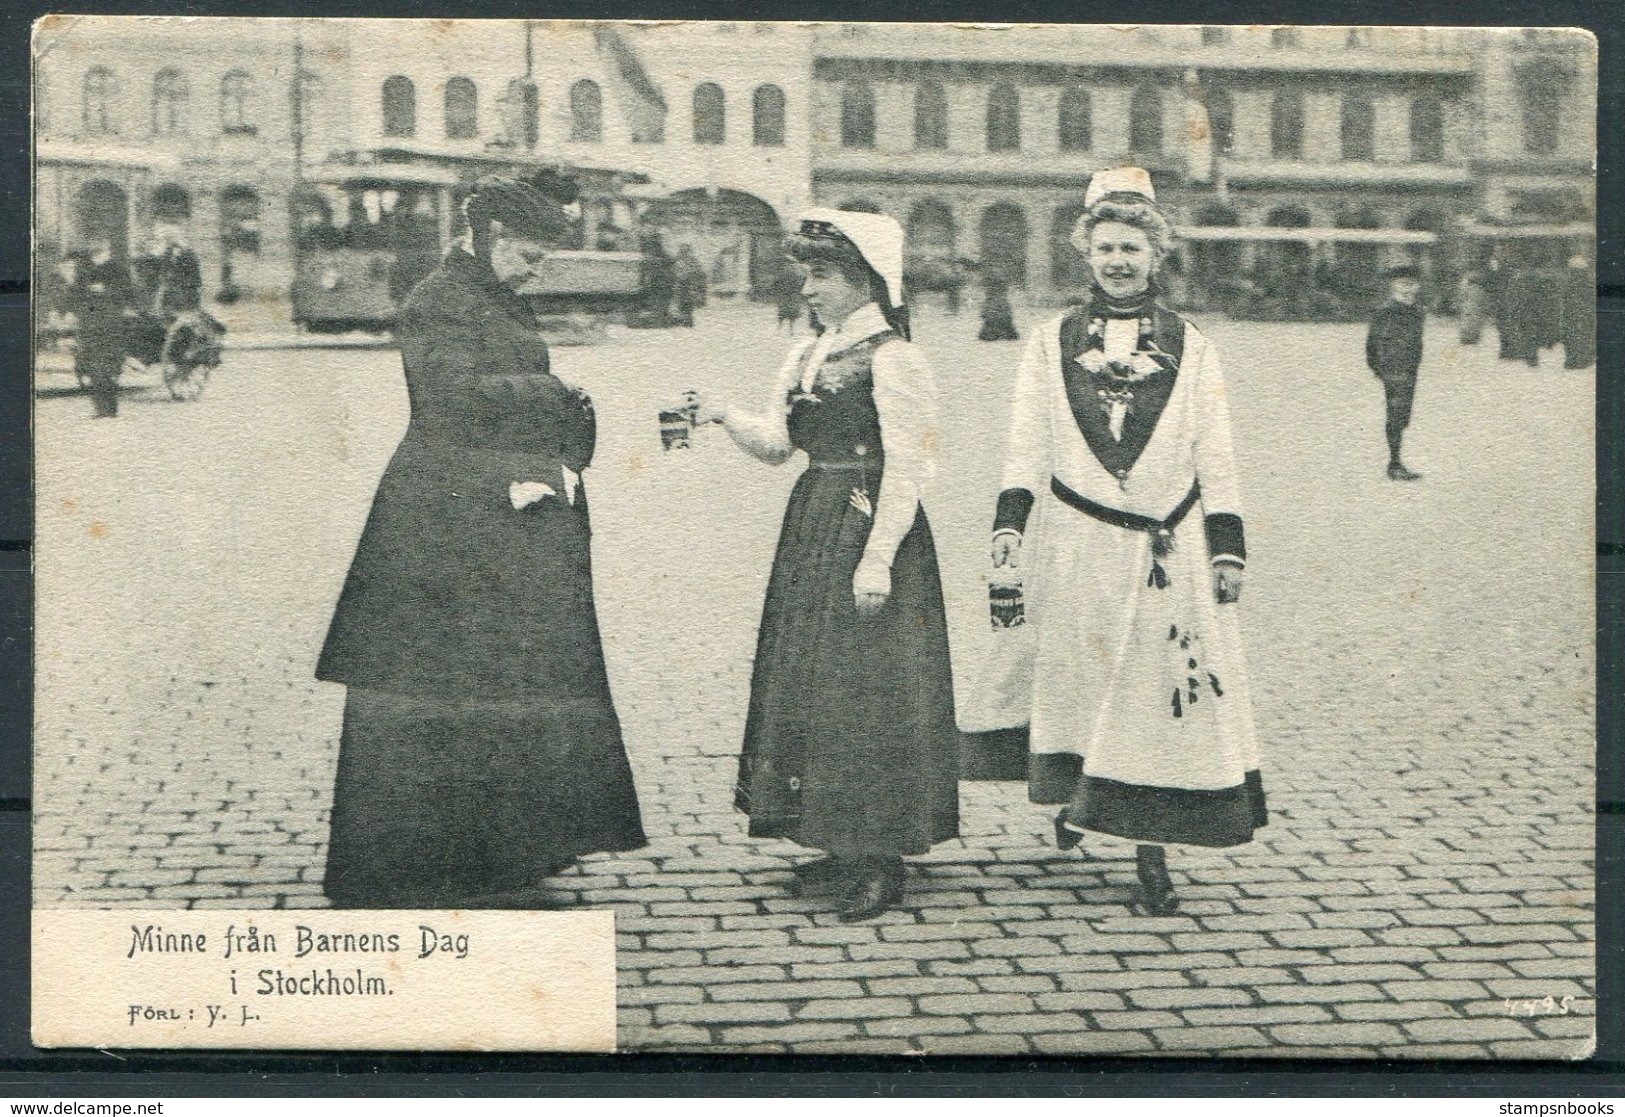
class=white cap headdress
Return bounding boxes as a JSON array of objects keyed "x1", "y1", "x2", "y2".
[
  {"x1": 794, "y1": 207, "x2": 905, "y2": 309},
  {"x1": 1072, "y1": 166, "x2": 1159, "y2": 252}
]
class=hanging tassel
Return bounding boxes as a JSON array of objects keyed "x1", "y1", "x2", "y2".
[
  {"x1": 1148, "y1": 560, "x2": 1168, "y2": 589},
  {"x1": 1187, "y1": 657, "x2": 1198, "y2": 670},
  {"x1": 1168, "y1": 624, "x2": 1179, "y2": 641},
  {"x1": 1208, "y1": 672, "x2": 1224, "y2": 697},
  {"x1": 1171, "y1": 688, "x2": 1183, "y2": 718},
  {"x1": 1188, "y1": 677, "x2": 1201, "y2": 705}
]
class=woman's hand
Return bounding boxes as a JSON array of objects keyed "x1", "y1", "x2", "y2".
[
  {"x1": 1214, "y1": 561, "x2": 1244, "y2": 605},
  {"x1": 992, "y1": 531, "x2": 1022, "y2": 569},
  {"x1": 853, "y1": 554, "x2": 891, "y2": 617}
]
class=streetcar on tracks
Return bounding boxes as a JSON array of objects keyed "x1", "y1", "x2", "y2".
[{"x1": 290, "y1": 150, "x2": 660, "y2": 334}]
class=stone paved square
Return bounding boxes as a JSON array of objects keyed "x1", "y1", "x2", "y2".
[{"x1": 33, "y1": 305, "x2": 1595, "y2": 1057}]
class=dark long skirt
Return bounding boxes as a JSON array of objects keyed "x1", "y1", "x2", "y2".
[
  {"x1": 735, "y1": 469, "x2": 960, "y2": 859},
  {"x1": 324, "y1": 687, "x2": 646, "y2": 908}
]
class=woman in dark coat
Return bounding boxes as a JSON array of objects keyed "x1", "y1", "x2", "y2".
[
  {"x1": 718, "y1": 209, "x2": 960, "y2": 922},
  {"x1": 316, "y1": 175, "x2": 646, "y2": 909}
]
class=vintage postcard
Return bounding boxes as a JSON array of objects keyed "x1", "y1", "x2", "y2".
[{"x1": 32, "y1": 16, "x2": 1596, "y2": 1056}]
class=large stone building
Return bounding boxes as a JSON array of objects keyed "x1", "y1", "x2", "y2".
[
  {"x1": 33, "y1": 19, "x2": 1594, "y2": 321},
  {"x1": 808, "y1": 24, "x2": 1596, "y2": 310}
]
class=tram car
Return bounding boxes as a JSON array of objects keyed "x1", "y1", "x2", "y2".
[{"x1": 291, "y1": 151, "x2": 657, "y2": 334}]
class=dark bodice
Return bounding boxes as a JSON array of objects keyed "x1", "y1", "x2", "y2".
[
  {"x1": 395, "y1": 250, "x2": 594, "y2": 473},
  {"x1": 787, "y1": 334, "x2": 892, "y2": 468}
]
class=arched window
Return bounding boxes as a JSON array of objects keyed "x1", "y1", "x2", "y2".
[
  {"x1": 906, "y1": 199, "x2": 956, "y2": 260},
  {"x1": 986, "y1": 83, "x2": 1021, "y2": 152},
  {"x1": 1410, "y1": 95, "x2": 1444, "y2": 162},
  {"x1": 1058, "y1": 87, "x2": 1092, "y2": 152},
  {"x1": 83, "y1": 67, "x2": 119, "y2": 135},
  {"x1": 150, "y1": 183, "x2": 192, "y2": 223},
  {"x1": 444, "y1": 76, "x2": 478, "y2": 139},
  {"x1": 1129, "y1": 86, "x2": 1163, "y2": 154},
  {"x1": 1332, "y1": 207, "x2": 1382, "y2": 278},
  {"x1": 1271, "y1": 88, "x2": 1305, "y2": 157},
  {"x1": 841, "y1": 81, "x2": 875, "y2": 149},
  {"x1": 914, "y1": 80, "x2": 947, "y2": 149},
  {"x1": 152, "y1": 69, "x2": 188, "y2": 136},
  {"x1": 219, "y1": 185, "x2": 262, "y2": 255},
  {"x1": 980, "y1": 203, "x2": 1029, "y2": 285},
  {"x1": 1516, "y1": 63, "x2": 1562, "y2": 156},
  {"x1": 693, "y1": 82, "x2": 725, "y2": 145},
  {"x1": 219, "y1": 70, "x2": 255, "y2": 134},
  {"x1": 752, "y1": 84, "x2": 785, "y2": 146},
  {"x1": 571, "y1": 79, "x2": 603, "y2": 142},
  {"x1": 382, "y1": 76, "x2": 416, "y2": 138},
  {"x1": 1206, "y1": 88, "x2": 1235, "y2": 154},
  {"x1": 1341, "y1": 93, "x2": 1375, "y2": 161},
  {"x1": 1265, "y1": 204, "x2": 1312, "y2": 274}
]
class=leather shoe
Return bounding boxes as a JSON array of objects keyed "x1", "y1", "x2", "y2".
[
  {"x1": 837, "y1": 863, "x2": 904, "y2": 923},
  {"x1": 1053, "y1": 811, "x2": 1084, "y2": 851},
  {"x1": 785, "y1": 857, "x2": 846, "y2": 898},
  {"x1": 1387, "y1": 463, "x2": 1422, "y2": 482}
]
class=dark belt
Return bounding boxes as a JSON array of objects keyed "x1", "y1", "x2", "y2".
[
  {"x1": 807, "y1": 459, "x2": 872, "y2": 472},
  {"x1": 1050, "y1": 475, "x2": 1200, "y2": 539}
]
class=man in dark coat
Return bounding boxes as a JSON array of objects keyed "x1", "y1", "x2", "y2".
[
  {"x1": 1366, "y1": 264, "x2": 1425, "y2": 481},
  {"x1": 1560, "y1": 254, "x2": 1596, "y2": 369},
  {"x1": 134, "y1": 225, "x2": 204, "y2": 316},
  {"x1": 64, "y1": 237, "x2": 134, "y2": 418},
  {"x1": 316, "y1": 175, "x2": 646, "y2": 909}
]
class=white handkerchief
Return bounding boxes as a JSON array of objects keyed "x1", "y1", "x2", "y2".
[{"x1": 509, "y1": 481, "x2": 556, "y2": 510}]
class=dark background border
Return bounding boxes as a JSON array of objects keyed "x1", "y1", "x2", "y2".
[{"x1": 1, "y1": 0, "x2": 1618, "y2": 1096}]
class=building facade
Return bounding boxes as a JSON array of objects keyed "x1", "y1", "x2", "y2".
[
  {"x1": 808, "y1": 24, "x2": 1596, "y2": 310},
  {"x1": 33, "y1": 19, "x2": 1595, "y2": 321}
]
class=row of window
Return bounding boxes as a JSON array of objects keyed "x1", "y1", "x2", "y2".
[
  {"x1": 838, "y1": 80, "x2": 1456, "y2": 163},
  {"x1": 69, "y1": 64, "x2": 1565, "y2": 160},
  {"x1": 378, "y1": 75, "x2": 788, "y2": 146},
  {"x1": 79, "y1": 66, "x2": 321, "y2": 137}
]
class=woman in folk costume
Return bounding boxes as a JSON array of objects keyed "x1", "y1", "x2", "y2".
[
  {"x1": 989, "y1": 168, "x2": 1264, "y2": 915},
  {"x1": 317, "y1": 174, "x2": 646, "y2": 909},
  {"x1": 719, "y1": 208, "x2": 959, "y2": 922}
]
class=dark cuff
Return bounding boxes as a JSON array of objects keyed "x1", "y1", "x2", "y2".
[
  {"x1": 994, "y1": 487, "x2": 1035, "y2": 534},
  {"x1": 1204, "y1": 512, "x2": 1246, "y2": 564}
]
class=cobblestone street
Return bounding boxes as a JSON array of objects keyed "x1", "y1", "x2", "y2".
[{"x1": 33, "y1": 304, "x2": 1595, "y2": 1058}]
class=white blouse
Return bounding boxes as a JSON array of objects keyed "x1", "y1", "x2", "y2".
[{"x1": 724, "y1": 303, "x2": 938, "y2": 570}]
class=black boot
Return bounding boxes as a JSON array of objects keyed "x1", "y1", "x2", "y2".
[
  {"x1": 837, "y1": 857, "x2": 904, "y2": 923},
  {"x1": 1134, "y1": 844, "x2": 1178, "y2": 916},
  {"x1": 1053, "y1": 810, "x2": 1084, "y2": 851},
  {"x1": 785, "y1": 856, "x2": 847, "y2": 898}
]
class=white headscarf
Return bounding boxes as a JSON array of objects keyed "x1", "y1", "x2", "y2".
[{"x1": 795, "y1": 207, "x2": 905, "y2": 310}]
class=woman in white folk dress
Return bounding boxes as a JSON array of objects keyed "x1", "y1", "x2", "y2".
[{"x1": 989, "y1": 167, "x2": 1265, "y2": 915}]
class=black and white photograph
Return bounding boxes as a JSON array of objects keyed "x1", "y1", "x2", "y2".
[{"x1": 31, "y1": 16, "x2": 1598, "y2": 1058}]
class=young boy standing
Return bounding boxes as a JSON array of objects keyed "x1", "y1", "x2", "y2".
[{"x1": 1366, "y1": 264, "x2": 1425, "y2": 481}]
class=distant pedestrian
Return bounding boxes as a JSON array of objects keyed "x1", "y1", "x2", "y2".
[
  {"x1": 64, "y1": 236, "x2": 134, "y2": 419},
  {"x1": 1456, "y1": 269, "x2": 1488, "y2": 346},
  {"x1": 672, "y1": 245, "x2": 705, "y2": 327},
  {"x1": 977, "y1": 273, "x2": 1020, "y2": 341},
  {"x1": 1366, "y1": 264, "x2": 1425, "y2": 482},
  {"x1": 1560, "y1": 254, "x2": 1595, "y2": 370}
]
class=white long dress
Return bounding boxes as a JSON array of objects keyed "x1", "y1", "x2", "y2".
[{"x1": 998, "y1": 304, "x2": 1265, "y2": 848}]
